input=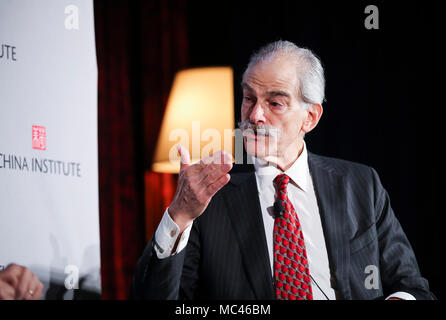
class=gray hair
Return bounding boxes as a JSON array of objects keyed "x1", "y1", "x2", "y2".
[{"x1": 243, "y1": 40, "x2": 325, "y2": 107}]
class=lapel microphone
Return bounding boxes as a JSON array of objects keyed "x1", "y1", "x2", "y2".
[{"x1": 273, "y1": 201, "x2": 285, "y2": 218}]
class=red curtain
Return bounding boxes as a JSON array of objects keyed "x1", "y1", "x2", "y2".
[
  {"x1": 144, "y1": 173, "x2": 178, "y2": 241},
  {"x1": 139, "y1": 0, "x2": 188, "y2": 242},
  {"x1": 94, "y1": 0, "x2": 188, "y2": 299}
]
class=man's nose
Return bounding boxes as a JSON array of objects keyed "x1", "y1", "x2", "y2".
[{"x1": 249, "y1": 101, "x2": 266, "y2": 124}]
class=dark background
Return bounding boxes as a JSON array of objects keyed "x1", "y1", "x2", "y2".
[{"x1": 94, "y1": 0, "x2": 442, "y2": 299}]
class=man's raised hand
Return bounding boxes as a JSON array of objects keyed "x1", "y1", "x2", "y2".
[{"x1": 168, "y1": 145, "x2": 233, "y2": 233}]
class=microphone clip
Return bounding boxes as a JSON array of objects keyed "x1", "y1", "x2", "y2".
[{"x1": 273, "y1": 201, "x2": 285, "y2": 218}]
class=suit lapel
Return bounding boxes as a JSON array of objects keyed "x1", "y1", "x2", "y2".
[
  {"x1": 308, "y1": 153, "x2": 351, "y2": 299},
  {"x1": 223, "y1": 167, "x2": 275, "y2": 299},
  {"x1": 222, "y1": 156, "x2": 352, "y2": 300}
]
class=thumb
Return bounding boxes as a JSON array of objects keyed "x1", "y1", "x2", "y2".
[{"x1": 177, "y1": 144, "x2": 191, "y2": 172}]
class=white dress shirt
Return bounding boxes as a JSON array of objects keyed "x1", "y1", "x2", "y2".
[
  {"x1": 153, "y1": 142, "x2": 415, "y2": 300},
  {"x1": 154, "y1": 209, "x2": 192, "y2": 259},
  {"x1": 252, "y1": 142, "x2": 336, "y2": 300}
]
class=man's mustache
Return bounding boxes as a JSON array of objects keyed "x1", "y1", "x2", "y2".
[{"x1": 237, "y1": 120, "x2": 280, "y2": 137}]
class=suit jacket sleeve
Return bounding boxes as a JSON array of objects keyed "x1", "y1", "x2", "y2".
[
  {"x1": 130, "y1": 221, "x2": 202, "y2": 300},
  {"x1": 371, "y1": 167, "x2": 433, "y2": 300}
]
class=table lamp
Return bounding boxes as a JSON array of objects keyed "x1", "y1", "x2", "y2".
[{"x1": 152, "y1": 67, "x2": 234, "y2": 173}]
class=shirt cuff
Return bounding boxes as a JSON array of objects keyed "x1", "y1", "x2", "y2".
[
  {"x1": 385, "y1": 291, "x2": 416, "y2": 300},
  {"x1": 154, "y1": 207, "x2": 193, "y2": 259}
]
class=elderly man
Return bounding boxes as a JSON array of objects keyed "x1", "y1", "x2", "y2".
[{"x1": 131, "y1": 40, "x2": 432, "y2": 300}]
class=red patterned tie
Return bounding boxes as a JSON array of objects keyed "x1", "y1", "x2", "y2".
[{"x1": 273, "y1": 174, "x2": 313, "y2": 300}]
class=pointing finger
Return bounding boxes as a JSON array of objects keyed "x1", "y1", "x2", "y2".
[{"x1": 178, "y1": 144, "x2": 191, "y2": 172}]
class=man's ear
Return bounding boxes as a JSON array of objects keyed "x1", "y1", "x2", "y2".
[{"x1": 302, "y1": 103, "x2": 323, "y2": 133}]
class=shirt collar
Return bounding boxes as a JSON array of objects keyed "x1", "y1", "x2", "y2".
[{"x1": 252, "y1": 141, "x2": 309, "y2": 192}]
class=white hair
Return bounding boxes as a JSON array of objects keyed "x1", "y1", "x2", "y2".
[{"x1": 244, "y1": 40, "x2": 325, "y2": 107}]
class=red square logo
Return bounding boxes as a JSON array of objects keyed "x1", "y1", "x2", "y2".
[{"x1": 32, "y1": 125, "x2": 46, "y2": 150}]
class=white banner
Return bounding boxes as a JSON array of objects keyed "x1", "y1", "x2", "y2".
[{"x1": 0, "y1": 0, "x2": 101, "y2": 299}]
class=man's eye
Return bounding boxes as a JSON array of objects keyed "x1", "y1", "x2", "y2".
[
  {"x1": 269, "y1": 101, "x2": 284, "y2": 108},
  {"x1": 243, "y1": 96, "x2": 253, "y2": 103}
]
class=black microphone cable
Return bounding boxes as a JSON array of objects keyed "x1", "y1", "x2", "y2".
[{"x1": 309, "y1": 274, "x2": 330, "y2": 300}]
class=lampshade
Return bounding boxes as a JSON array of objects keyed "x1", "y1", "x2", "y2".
[{"x1": 152, "y1": 67, "x2": 234, "y2": 173}]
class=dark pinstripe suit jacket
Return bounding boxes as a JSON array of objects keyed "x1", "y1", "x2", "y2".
[{"x1": 131, "y1": 152, "x2": 433, "y2": 300}]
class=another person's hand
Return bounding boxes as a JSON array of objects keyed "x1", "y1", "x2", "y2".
[
  {"x1": 0, "y1": 264, "x2": 44, "y2": 300},
  {"x1": 168, "y1": 145, "x2": 233, "y2": 233}
]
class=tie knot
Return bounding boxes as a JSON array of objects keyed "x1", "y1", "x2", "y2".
[{"x1": 273, "y1": 174, "x2": 290, "y2": 191}]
